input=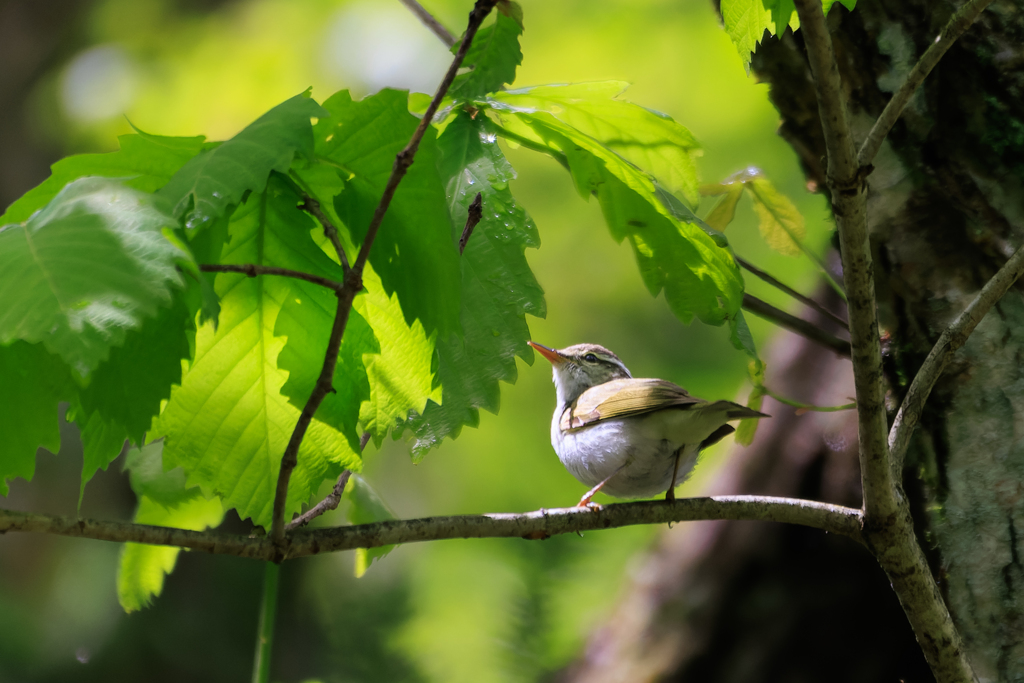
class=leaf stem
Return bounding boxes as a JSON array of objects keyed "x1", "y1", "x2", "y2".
[
  {"x1": 742, "y1": 293, "x2": 851, "y2": 357},
  {"x1": 198, "y1": 264, "x2": 342, "y2": 291},
  {"x1": 251, "y1": 561, "x2": 280, "y2": 683},
  {"x1": 857, "y1": 0, "x2": 995, "y2": 169},
  {"x1": 269, "y1": 0, "x2": 500, "y2": 550},
  {"x1": 761, "y1": 385, "x2": 855, "y2": 413},
  {"x1": 737, "y1": 256, "x2": 847, "y2": 328}
]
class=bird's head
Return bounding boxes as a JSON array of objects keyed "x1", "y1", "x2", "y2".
[{"x1": 528, "y1": 341, "x2": 632, "y2": 405}]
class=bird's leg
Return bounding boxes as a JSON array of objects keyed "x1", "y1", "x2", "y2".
[
  {"x1": 665, "y1": 447, "x2": 683, "y2": 502},
  {"x1": 577, "y1": 467, "x2": 626, "y2": 508}
]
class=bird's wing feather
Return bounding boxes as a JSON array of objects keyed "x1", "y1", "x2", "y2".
[{"x1": 561, "y1": 378, "x2": 704, "y2": 431}]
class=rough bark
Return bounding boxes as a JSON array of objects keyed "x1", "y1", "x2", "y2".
[{"x1": 562, "y1": 1, "x2": 1024, "y2": 679}]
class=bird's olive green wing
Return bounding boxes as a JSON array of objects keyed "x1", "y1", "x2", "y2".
[{"x1": 561, "y1": 378, "x2": 704, "y2": 431}]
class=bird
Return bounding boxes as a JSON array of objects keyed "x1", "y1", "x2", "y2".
[{"x1": 529, "y1": 341, "x2": 769, "y2": 507}]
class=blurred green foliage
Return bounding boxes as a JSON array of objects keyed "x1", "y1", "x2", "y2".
[{"x1": 0, "y1": 0, "x2": 837, "y2": 680}]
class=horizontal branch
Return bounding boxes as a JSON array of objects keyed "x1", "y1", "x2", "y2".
[
  {"x1": 857, "y1": 0, "x2": 995, "y2": 168},
  {"x1": 198, "y1": 264, "x2": 342, "y2": 291},
  {"x1": 889, "y1": 242, "x2": 1024, "y2": 475},
  {"x1": 743, "y1": 293, "x2": 851, "y2": 357},
  {"x1": 0, "y1": 496, "x2": 864, "y2": 561}
]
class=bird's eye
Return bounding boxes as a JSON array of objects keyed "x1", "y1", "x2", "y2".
[{"x1": 583, "y1": 353, "x2": 598, "y2": 363}]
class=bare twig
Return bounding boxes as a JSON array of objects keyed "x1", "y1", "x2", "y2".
[
  {"x1": 299, "y1": 195, "x2": 350, "y2": 271},
  {"x1": 399, "y1": 0, "x2": 457, "y2": 48},
  {"x1": 794, "y1": 0, "x2": 977, "y2": 680},
  {"x1": 0, "y1": 495, "x2": 864, "y2": 560},
  {"x1": 743, "y1": 293, "x2": 851, "y2": 357},
  {"x1": 459, "y1": 192, "x2": 483, "y2": 254},
  {"x1": 286, "y1": 471, "x2": 352, "y2": 531},
  {"x1": 857, "y1": 0, "x2": 996, "y2": 169},
  {"x1": 199, "y1": 264, "x2": 343, "y2": 292},
  {"x1": 889, "y1": 243, "x2": 1024, "y2": 476},
  {"x1": 737, "y1": 256, "x2": 848, "y2": 329},
  {"x1": 270, "y1": 0, "x2": 500, "y2": 549}
]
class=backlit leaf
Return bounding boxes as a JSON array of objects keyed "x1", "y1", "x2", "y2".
[
  {"x1": 448, "y1": 10, "x2": 523, "y2": 101},
  {"x1": 348, "y1": 475, "x2": 397, "y2": 577},
  {"x1": 745, "y1": 176, "x2": 805, "y2": 257}
]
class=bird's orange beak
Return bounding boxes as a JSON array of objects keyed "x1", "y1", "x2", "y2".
[{"x1": 528, "y1": 341, "x2": 566, "y2": 365}]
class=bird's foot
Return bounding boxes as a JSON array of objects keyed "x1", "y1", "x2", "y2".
[
  {"x1": 665, "y1": 487, "x2": 676, "y2": 502},
  {"x1": 576, "y1": 495, "x2": 602, "y2": 510}
]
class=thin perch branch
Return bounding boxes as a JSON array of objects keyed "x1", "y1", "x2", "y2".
[
  {"x1": 743, "y1": 293, "x2": 851, "y2": 357},
  {"x1": 199, "y1": 264, "x2": 343, "y2": 292},
  {"x1": 857, "y1": 0, "x2": 996, "y2": 169},
  {"x1": 399, "y1": 0, "x2": 457, "y2": 48},
  {"x1": 737, "y1": 256, "x2": 848, "y2": 329},
  {"x1": 0, "y1": 496, "x2": 865, "y2": 560},
  {"x1": 889, "y1": 243, "x2": 1024, "y2": 475},
  {"x1": 269, "y1": 0, "x2": 500, "y2": 549}
]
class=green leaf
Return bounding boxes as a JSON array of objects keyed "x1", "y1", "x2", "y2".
[
  {"x1": 124, "y1": 441, "x2": 199, "y2": 509},
  {"x1": 355, "y1": 267, "x2": 437, "y2": 444},
  {"x1": 78, "y1": 408, "x2": 128, "y2": 506},
  {"x1": 734, "y1": 359, "x2": 766, "y2": 446},
  {"x1": 152, "y1": 182, "x2": 361, "y2": 529},
  {"x1": 704, "y1": 184, "x2": 744, "y2": 231},
  {"x1": 0, "y1": 342, "x2": 74, "y2": 495},
  {"x1": 407, "y1": 112, "x2": 544, "y2": 453},
  {"x1": 318, "y1": 89, "x2": 462, "y2": 338},
  {"x1": 487, "y1": 82, "x2": 701, "y2": 207},
  {"x1": 745, "y1": 177, "x2": 806, "y2": 257},
  {"x1": 0, "y1": 177, "x2": 189, "y2": 375},
  {"x1": 448, "y1": 11, "x2": 523, "y2": 101},
  {"x1": 158, "y1": 91, "x2": 328, "y2": 231},
  {"x1": 721, "y1": 0, "x2": 853, "y2": 69},
  {"x1": 822, "y1": 0, "x2": 856, "y2": 14},
  {"x1": 347, "y1": 474, "x2": 396, "y2": 577},
  {"x1": 77, "y1": 293, "x2": 192, "y2": 446},
  {"x1": 0, "y1": 130, "x2": 205, "y2": 226},
  {"x1": 729, "y1": 310, "x2": 759, "y2": 359},
  {"x1": 117, "y1": 493, "x2": 224, "y2": 612}
]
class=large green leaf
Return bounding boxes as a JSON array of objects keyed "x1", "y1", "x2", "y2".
[
  {"x1": 0, "y1": 342, "x2": 74, "y2": 495},
  {"x1": 355, "y1": 267, "x2": 437, "y2": 444},
  {"x1": 0, "y1": 130, "x2": 205, "y2": 226},
  {"x1": 117, "y1": 492, "x2": 224, "y2": 612},
  {"x1": 153, "y1": 182, "x2": 361, "y2": 528},
  {"x1": 317, "y1": 89, "x2": 461, "y2": 338},
  {"x1": 124, "y1": 441, "x2": 199, "y2": 509},
  {"x1": 158, "y1": 92, "x2": 327, "y2": 231},
  {"x1": 0, "y1": 177, "x2": 189, "y2": 374},
  {"x1": 408, "y1": 112, "x2": 544, "y2": 453},
  {"x1": 482, "y1": 92, "x2": 741, "y2": 325},
  {"x1": 721, "y1": 0, "x2": 856, "y2": 69},
  {"x1": 77, "y1": 408, "x2": 128, "y2": 505},
  {"x1": 448, "y1": 11, "x2": 523, "y2": 102},
  {"x1": 488, "y1": 82, "x2": 701, "y2": 206}
]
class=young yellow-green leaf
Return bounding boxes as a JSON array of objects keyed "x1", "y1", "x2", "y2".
[
  {"x1": 355, "y1": 267, "x2": 436, "y2": 444},
  {"x1": 0, "y1": 130, "x2": 205, "y2": 226},
  {"x1": 488, "y1": 82, "x2": 701, "y2": 207},
  {"x1": 721, "y1": 0, "x2": 855, "y2": 69},
  {"x1": 318, "y1": 89, "x2": 461, "y2": 338},
  {"x1": 0, "y1": 177, "x2": 189, "y2": 375},
  {"x1": 153, "y1": 184, "x2": 361, "y2": 529},
  {"x1": 158, "y1": 91, "x2": 327, "y2": 231},
  {"x1": 347, "y1": 475, "x2": 397, "y2": 577},
  {"x1": 448, "y1": 10, "x2": 523, "y2": 102},
  {"x1": 117, "y1": 494, "x2": 224, "y2": 612},
  {"x1": 408, "y1": 112, "x2": 544, "y2": 453},
  {"x1": 745, "y1": 177, "x2": 806, "y2": 257},
  {"x1": 704, "y1": 185, "x2": 744, "y2": 231},
  {"x1": 0, "y1": 342, "x2": 74, "y2": 495}
]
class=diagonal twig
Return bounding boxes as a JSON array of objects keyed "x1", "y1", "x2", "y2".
[
  {"x1": 285, "y1": 470, "x2": 353, "y2": 531},
  {"x1": 199, "y1": 264, "x2": 343, "y2": 292},
  {"x1": 743, "y1": 293, "x2": 851, "y2": 357},
  {"x1": 889, "y1": 243, "x2": 1024, "y2": 476},
  {"x1": 858, "y1": 0, "x2": 996, "y2": 169},
  {"x1": 299, "y1": 195, "x2": 350, "y2": 271},
  {"x1": 0, "y1": 495, "x2": 865, "y2": 560},
  {"x1": 737, "y1": 256, "x2": 848, "y2": 329},
  {"x1": 269, "y1": 0, "x2": 500, "y2": 550},
  {"x1": 459, "y1": 192, "x2": 483, "y2": 254},
  {"x1": 399, "y1": 0, "x2": 457, "y2": 48}
]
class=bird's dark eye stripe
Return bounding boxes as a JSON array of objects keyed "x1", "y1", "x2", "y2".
[{"x1": 583, "y1": 353, "x2": 598, "y2": 363}]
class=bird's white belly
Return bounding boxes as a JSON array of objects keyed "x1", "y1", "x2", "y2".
[{"x1": 551, "y1": 412, "x2": 700, "y2": 499}]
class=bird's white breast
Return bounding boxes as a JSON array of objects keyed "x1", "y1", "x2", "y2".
[{"x1": 550, "y1": 405, "x2": 701, "y2": 498}]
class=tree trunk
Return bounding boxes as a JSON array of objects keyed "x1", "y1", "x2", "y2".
[{"x1": 561, "y1": 0, "x2": 1024, "y2": 679}]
